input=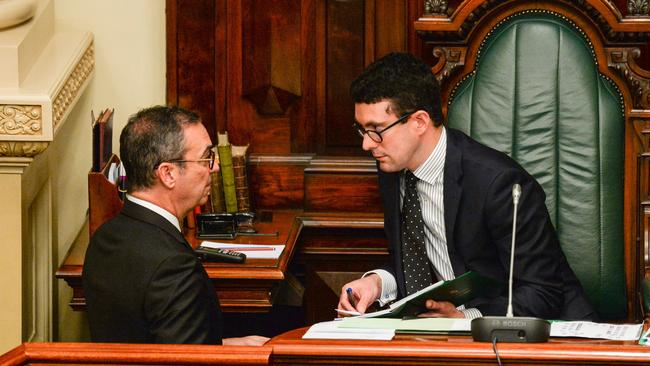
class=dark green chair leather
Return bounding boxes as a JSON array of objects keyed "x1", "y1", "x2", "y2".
[{"x1": 447, "y1": 12, "x2": 626, "y2": 320}]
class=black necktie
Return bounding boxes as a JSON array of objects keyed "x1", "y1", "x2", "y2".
[{"x1": 402, "y1": 171, "x2": 434, "y2": 295}]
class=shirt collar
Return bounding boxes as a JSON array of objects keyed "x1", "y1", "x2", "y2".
[
  {"x1": 412, "y1": 126, "x2": 447, "y2": 184},
  {"x1": 126, "y1": 194, "x2": 182, "y2": 232}
]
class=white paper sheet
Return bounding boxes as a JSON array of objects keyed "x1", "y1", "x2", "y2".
[
  {"x1": 302, "y1": 321, "x2": 395, "y2": 340},
  {"x1": 550, "y1": 321, "x2": 643, "y2": 341}
]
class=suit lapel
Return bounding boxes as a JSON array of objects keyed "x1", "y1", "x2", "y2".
[
  {"x1": 121, "y1": 200, "x2": 191, "y2": 249},
  {"x1": 378, "y1": 169, "x2": 405, "y2": 294},
  {"x1": 443, "y1": 130, "x2": 463, "y2": 274}
]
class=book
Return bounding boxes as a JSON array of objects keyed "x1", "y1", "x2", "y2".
[
  {"x1": 216, "y1": 132, "x2": 238, "y2": 213},
  {"x1": 91, "y1": 108, "x2": 114, "y2": 172},
  {"x1": 359, "y1": 271, "x2": 503, "y2": 319},
  {"x1": 209, "y1": 169, "x2": 226, "y2": 213},
  {"x1": 231, "y1": 144, "x2": 251, "y2": 212}
]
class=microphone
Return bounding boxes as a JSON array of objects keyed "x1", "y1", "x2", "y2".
[{"x1": 470, "y1": 183, "x2": 550, "y2": 343}]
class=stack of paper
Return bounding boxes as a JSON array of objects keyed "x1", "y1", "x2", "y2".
[
  {"x1": 303, "y1": 318, "x2": 645, "y2": 341},
  {"x1": 302, "y1": 321, "x2": 394, "y2": 340},
  {"x1": 550, "y1": 321, "x2": 643, "y2": 341}
]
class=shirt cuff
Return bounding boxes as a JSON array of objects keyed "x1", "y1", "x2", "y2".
[
  {"x1": 461, "y1": 307, "x2": 483, "y2": 319},
  {"x1": 363, "y1": 269, "x2": 398, "y2": 306}
]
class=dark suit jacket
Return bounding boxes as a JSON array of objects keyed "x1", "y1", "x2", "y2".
[
  {"x1": 83, "y1": 200, "x2": 223, "y2": 344},
  {"x1": 379, "y1": 128, "x2": 596, "y2": 320}
]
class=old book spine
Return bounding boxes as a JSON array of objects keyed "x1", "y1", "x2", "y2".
[
  {"x1": 217, "y1": 132, "x2": 238, "y2": 213},
  {"x1": 209, "y1": 170, "x2": 226, "y2": 213},
  {"x1": 231, "y1": 144, "x2": 250, "y2": 212}
]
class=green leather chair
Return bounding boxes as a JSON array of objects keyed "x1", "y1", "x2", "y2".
[{"x1": 446, "y1": 12, "x2": 626, "y2": 320}]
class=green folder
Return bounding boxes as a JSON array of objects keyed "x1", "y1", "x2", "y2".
[{"x1": 360, "y1": 271, "x2": 504, "y2": 319}]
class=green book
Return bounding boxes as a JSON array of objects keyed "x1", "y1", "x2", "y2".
[
  {"x1": 360, "y1": 271, "x2": 504, "y2": 319},
  {"x1": 217, "y1": 132, "x2": 238, "y2": 213}
]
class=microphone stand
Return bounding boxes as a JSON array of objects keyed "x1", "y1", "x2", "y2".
[{"x1": 470, "y1": 183, "x2": 550, "y2": 343}]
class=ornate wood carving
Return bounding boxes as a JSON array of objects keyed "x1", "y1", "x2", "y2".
[
  {"x1": 0, "y1": 105, "x2": 42, "y2": 135},
  {"x1": 430, "y1": 47, "x2": 467, "y2": 84},
  {"x1": 416, "y1": 0, "x2": 650, "y2": 43},
  {"x1": 424, "y1": 0, "x2": 449, "y2": 15},
  {"x1": 0, "y1": 141, "x2": 48, "y2": 157},
  {"x1": 608, "y1": 48, "x2": 650, "y2": 109},
  {"x1": 52, "y1": 43, "x2": 94, "y2": 128},
  {"x1": 628, "y1": 0, "x2": 650, "y2": 15}
]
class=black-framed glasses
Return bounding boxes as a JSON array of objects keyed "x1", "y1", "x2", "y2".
[
  {"x1": 353, "y1": 109, "x2": 419, "y2": 143},
  {"x1": 167, "y1": 149, "x2": 216, "y2": 170}
]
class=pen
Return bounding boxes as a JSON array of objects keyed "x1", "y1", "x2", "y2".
[
  {"x1": 346, "y1": 287, "x2": 357, "y2": 309},
  {"x1": 215, "y1": 247, "x2": 276, "y2": 251}
]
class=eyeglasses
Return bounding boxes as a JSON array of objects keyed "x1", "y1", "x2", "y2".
[
  {"x1": 168, "y1": 149, "x2": 216, "y2": 170},
  {"x1": 352, "y1": 109, "x2": 419, "y2": 143}
]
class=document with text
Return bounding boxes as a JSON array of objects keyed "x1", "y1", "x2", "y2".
[{"x1": 550, "y1": 321, "x2": 643, "y2": 341}]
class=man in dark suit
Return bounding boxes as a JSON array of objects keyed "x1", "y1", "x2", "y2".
[
  {"x1": 83, "y1": 106, "x2": 268, "y2": 344},
  {"x1": 337, "y1": 53, "x2": 596, "y2": 320}
]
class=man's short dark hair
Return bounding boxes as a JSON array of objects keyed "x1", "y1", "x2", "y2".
[
  {"x1": 350, "y1": 52, "x2": 443, "y2": 126},
  {"x1": 119, "y1": 105, "x2": 201, "y2": 191}
]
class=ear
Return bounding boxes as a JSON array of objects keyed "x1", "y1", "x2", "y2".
[
  {"x1": 155, "y1": 162, "x2": 177, "y2": 189},
  {"x1": 411, "y1": 110, "x2": 433, "y2": 134}
]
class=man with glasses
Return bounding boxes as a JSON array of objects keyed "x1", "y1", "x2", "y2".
[
  {"x1": 338, "y1": 53, "x2": 596, "y2": 321},
  {"x1": 83, "y1": 105, "x2": 268, "y2": 345}
]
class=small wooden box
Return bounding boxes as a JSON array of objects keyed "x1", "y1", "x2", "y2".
[{"x1": 88, "y1": 154, "x2": 124, "y2": 236}]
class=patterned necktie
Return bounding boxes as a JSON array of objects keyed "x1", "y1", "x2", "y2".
[{"x1": 402, "y1": 171, "x2": 434, "y2": 295}]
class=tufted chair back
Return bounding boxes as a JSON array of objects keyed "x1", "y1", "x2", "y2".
[{"x1": 447, "y1": 12, "x2": 626, "y2": 319}]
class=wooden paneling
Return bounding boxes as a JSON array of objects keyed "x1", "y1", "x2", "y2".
[
  {"x1": 166, "y1": 0, "x2": 419, "y2": 214},
  {"x1": 242, "y1": 0, "x2": 302, "y2": 116},
  {"x1": 323, "y1": 0, "x2": 365, "y2": 152},
  {"x1": 269, "y1": 328, "x2": 650, "y2": 366},
  {"x1": 166, "y1": 0, "x2": 217, "y2": 139}
]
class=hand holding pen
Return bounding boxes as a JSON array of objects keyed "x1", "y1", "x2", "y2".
[{"x1": 335, "y1": 274, "x2": 382, "y2": 317}]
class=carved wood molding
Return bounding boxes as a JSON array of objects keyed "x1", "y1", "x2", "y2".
[
  {"x1": 628, "y1": 0, "x2": 650, "y2": 15},
  {"x1": 424, "y1": 0, "x2": 449, "y2": 15},
  {"x1": 0, "y1": 105, "x2": 42, "y2": 136},
  {"x1": 0, "y1": 37, "x2": 93, "y2": 158},
  {"x1": 607, "y1": 48, "x2": 650, "y2": 109},
  {"x1": 52, "y1": 43, "x2": 95, "y2": 128},
  {"x1": 416, "y1": 0, "x2": 650, "y2": 43},
  {"x1": 0, "y1": 141, "x2": 49, "y2": 157},
  {"x1": 430, "y1": 47, "x2": 467, "y2": 85}
]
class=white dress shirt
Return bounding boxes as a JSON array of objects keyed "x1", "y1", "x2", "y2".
[
  {"x1": 366, "y1": 127, "x2": 482, "y2": 319},
  {"x1": 126, "y1": 194, "x2": 182, "y2": 232}
]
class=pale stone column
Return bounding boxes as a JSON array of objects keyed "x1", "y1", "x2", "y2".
[
  {"x1": 0, "y1": 160, "x2": 29, "y2": 352},
  {"x1": 0, "y1": 0, "x2": 93, "y2": 353}
]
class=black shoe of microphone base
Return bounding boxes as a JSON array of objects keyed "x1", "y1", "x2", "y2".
[{"x1": 471, "y1": 316, "x2": 550, "y2": 343}]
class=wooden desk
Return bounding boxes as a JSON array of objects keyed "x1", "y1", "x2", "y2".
[
  {"x1": 4, "y1": 329, "x2": 650, "y2": 365},
  {"x1": 268, "y1": 327, "x2": 650, "y2": 365},
  {"x1": 0, "y1": 342, "x2": 271, "y2": 366},
  {"x1": 55, "y1": 210, "x2": 386, "y2": 314}
]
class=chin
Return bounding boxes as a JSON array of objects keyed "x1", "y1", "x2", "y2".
[{"x1": 378, "y1": 161, "x2": 401, "y2": 173}]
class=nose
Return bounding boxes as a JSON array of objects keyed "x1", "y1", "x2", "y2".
[{"x1": 361, "y1": 134, "x2": 378, "y2": 151}]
